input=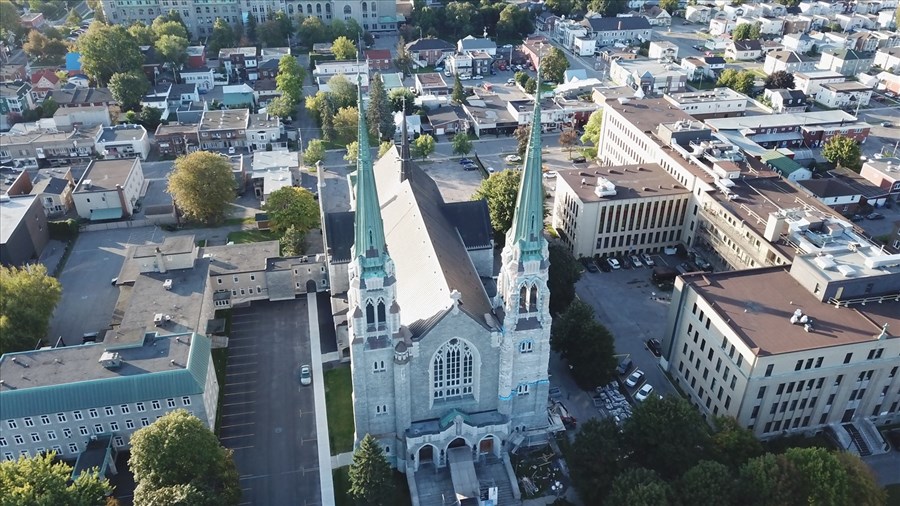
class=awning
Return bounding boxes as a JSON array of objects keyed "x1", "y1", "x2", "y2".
[{"x1": 90, "y1": 207, "x2": 123, "y2": 221}]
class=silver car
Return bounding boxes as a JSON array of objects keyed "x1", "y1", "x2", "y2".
[{"x1": 300, "y1": 365, "x2": 312, "y2": 386}]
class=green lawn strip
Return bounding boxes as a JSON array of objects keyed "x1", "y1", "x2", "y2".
[
  {"x1": 333, "y1": 466, "x2": 412, "y2": 506},
  {"x1": 324, "y1": 366, "x2": 355, "y2": 455},
  {"x1": 226, "y1": 229, "x2": 278, "y2": 244}
]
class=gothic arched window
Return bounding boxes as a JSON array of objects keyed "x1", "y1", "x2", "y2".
[
  {"x1": 377, "y1": 300, "x2": 386, "y2": 324},
  {"x1": 432, "y1": 338, "x2": 475, "y2": 401},
  {"x1": 529, "y1": 285, "x2": 538, "y2": 312},
  {"x1": 306, "y1": 3, "x2": 312, "y2": 14},
  {"x1": 519, "y1": 286, "x2": 527, "y2": 313},
  {"x1": 344, "y1": 5, "x2": 352, "y2": 15},
  {"x1": 365, "y1": 301, "x2": 375, "y2": 327}
]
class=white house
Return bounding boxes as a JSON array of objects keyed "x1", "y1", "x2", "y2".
[
  {"x1": 764, "y1": 51, "x2": 819, "y2": 74},
  {"x1": 685, "y1": 5, "x2": 712, "y2": 24},
  {"x1": 649, "y1": 41, "x2": 679, "y2": 60},
  {"x1": 725, "y1": 39, "x2": 763, "y2": 61},
  {"x1": 94, "y1": 124, "x2": 151, "y2": 161},
  {"x1": 179, "y1": 67, "x2": 215, "y2": 91},
  {"x1": 793, "y1": 70, "x2": 846, "y2": 98},
  {"x1": 874, "y1": 47, "x2": 900, "y2": 72},
  {"x1": 72, "y1": 158, "x2": 145, "y2": 220},
  {"x1": 815, "y1": 82, "x2": 873, "y2": 109},
  {"x1": 782, "y1": 33, "x2": 817, "y2": 54},
  {"x1": 245, "y1": 113, "x2": 284, "y2": 151}
]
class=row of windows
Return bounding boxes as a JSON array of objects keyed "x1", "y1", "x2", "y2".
[
  {"x1": 5, "y1": 398, "x2": 191, "y2": 429},
  {"x1": 3, "y1": 435, "x2": 129, "y2": 461},
  {"x1": 0, "y1": 417, "x2": 160, "y2": 448}
]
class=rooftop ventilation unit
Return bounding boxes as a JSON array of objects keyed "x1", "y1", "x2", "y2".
[{"x1": 99, "y1": 351, "x2": 122, "y2": 369}]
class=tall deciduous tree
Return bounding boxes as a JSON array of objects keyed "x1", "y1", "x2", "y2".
[
  {"x1": 568, "y1": 419, "x2": 623, "y2": 505},
  {"x1": 298, "y1": 15, "x2": 328, "y2": 45},
  {"x1": 344, "y1": 140, "x2": 359, "y2": 163},
  {"x1": 550, "y1": 299, "x2": 617, "y2": 389},
  {"x1": 0, "y1": 452, "x2": 109, "y2": 505},
  {"x1": 156, "y1": 33, "x2": 190, "y2": 75},
  {"x1": 412, "y1": 134, "x2": 436, "y2": 160},
  {"x1": 765, "y1": 70, "x2": 795, "y2": 89},
  {"x1": 152, "y1": 18, "x2": 189, "y2": 40},
  {"x1": 559, "y1": 128, "x2": 578, "y2": 156},
  {"x1": 266, "y1": 95, "x2": 294, "y2": 118},
  {"x1": 514, "y1": 125, "x2": 530, "y2": 156},
  {"x1": 128, "y1": 22, "x2": 158, "y2": 46},
  {"x1": 378, "y1": 141, "x2": 394, "y2": 157},
  {"x1": 581, "y1": 109, "x2": 603, "y2": 146},
  {"x1": 327, "y1": 74, "x2": 358, "y2": 109},
  {"x1": 334, "y1": 106, "x2": 359, "y2": 145},
  {"x1": 388, "y1": 88, "x2": 415, "y2": 112},
  {"x1": 207, "y1": 18, "x2": 235, "y2": 56},
  {"x1": 0, "y1": 0, "x2": 25, "y2": 44},
  {"x1": 0, "y1": 264, "x2": 62, "y2": 355},
  {"x1": 348, "y1": 434, "x2": 395, "y2": 506},
  {"x1": 303, "y1": 139, "x2": 327, "y2": 165},
  {"x1": 167, "y1": 151, "x2": 236, "y2": 224},
  {"x1": 606, "y1": 467, "x2": 671, "y2": 505},
  {"x1": 276, "y1": 54, "x2": 305, "y2": 106},
  {"x1": 451, "y1": 132, "x2": 473, "y2": 156},
  {"x1": 675, "y1": 460, "x2": 734, "y2": 506},
  {"x1": 547, "y1": 243, "x2": 581, "y2": 315},
  {"x1": 452, "y1": 73, "x2": 466, "y2": 104},
  {"x1": 109, "y1": 71, "x2": 150, "y2": 111},
  {"x1": 542, "y1": 47, "x2": 569, "y2": 83},
  {"x1": 659, "y1": 0, "x2": 679, "y2": 12},
  {"x1": 822, "y1": 135, "x2": 862, "y2": 171},
  {"x1": 732, "y1": 23, "x2": 752, "y2": 41},
  {"x1": 79, "y1": 24, "x2": 143, "y2": 85},
  {"x1": 716, "y1": 68, "x2": 755, "y2": 94},
  {"x1": 472, "y1": 169, "x2": 520, "y2": 235},
  {"x1": 709, "y1": 416, "x2": 763, "y2": 469},
  {"x1": 623, "y1": 396, "x2": 711, "y2": 479},
  {"x1": 280, "y1": 225, "x2": 306, "y2": 256},
  {"x1": 263, "y1": 186, "x2": 320, "y2": 234},
  {"x1": 366, "y1": 74, "x2": 394, "y2": 140},
  {"x1": 331, "y1": 36, "x2": 358, "y2": 60},
  {"x1": 129, "y1": 410, "x2": 240, "y2": 506}
]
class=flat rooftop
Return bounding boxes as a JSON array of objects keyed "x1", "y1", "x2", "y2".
[
  {"x1": 0, "y1": 194, "x2": 37, "y2": 244},
  {"x1": 77, "y1": 159, "x2": 137, "y2": 192},
  {"x1": 556, "y1": 163, "x2": 689, "y2": 203},
  {"x1": 98, "y1": 124, "x2": 147, "y2": 143},
  {"x1": 199, "y1": 109, "x2": 250, "y2": 131},
  {"x1": 416, "y1": 73, "x2": 448, "y2": 88},
  {"x1": 0, "y1": 332, "x2": 194, "y2": 390},
  {"x1": 203, "y1": 241, "x2": 279, "y2": 276},
  {"x1": 665, "y1": 87, "x2": 748, "y2": 104},
  {"x1": 248, "y1": 113, "x2": 280, "y2": 130},
  {"x1": 116, "y1": 262, "x2": 210, "y2": 335},
  {"x1": 252, "y1": 150, "x2": 297, "y2": 171},
  {"x1": 685, "y1": 267, "x2": 899, "y2": 356},
  {"x1": 705, "y1": 110, "x2": 857, "y2": 131},
  {"x1": 821, "y1": 81, "x2": 873, "y2": 92}
]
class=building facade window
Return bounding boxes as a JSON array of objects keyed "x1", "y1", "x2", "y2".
[{"x1": 432, "y1": 338, "x2": 475, "y2": 401}]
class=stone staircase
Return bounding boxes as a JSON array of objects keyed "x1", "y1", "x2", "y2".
[{"x1": 843, "y1": 423, "x2": 871, "y2": 456}]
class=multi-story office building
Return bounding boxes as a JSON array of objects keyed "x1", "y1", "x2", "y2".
[
  {"x1": 552, "y1": 163, "x2": 690, "y2": 259},
  {"x1": 0, "y1": 331, "x2": 219, "y2": 461},
  {"x1": 663, "y1": 211, "x2": 900, "y2": 442},
  {"x1": 100, "y1": 0, "x2": 399, "y2": 38}
]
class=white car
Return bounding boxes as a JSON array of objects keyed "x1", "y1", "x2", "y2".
[
  {"x1": 641, "y1": 252, "x2": 655, "y2": 266},
  {"x1": 607, "y1": 257, "x2": 621, "y2": 270},
  {"x1": 542, "y1": 171, "x2": 557, "y2": 179},
  {"x1": 505, "y1": 154, "x2": 521, "y2": 163},
  {"x1": 460, "y1": 74, "x2": 472, "y2": 80},
  {"x1": 625, "y1": 369, "x2": 644, "y2": 388},
  {"x1": 227, "y1": 146, "x2": 236, "y2": 155},
  {"x1": 444, "y1": 71, "x2": 452, "y2": 77},
  {"x1": 300, "y1": 365, "x2": 312, "y2": 386},
  {"x1": 487, "y1": 166, "x2": 496, "y2": 173},
  {"x1": 630, "y1": 255, "x2": 643, "y2": 268},
  {"x1": 506, "y1": 78, "x2": 516, "y2": 85},
  {"x1": 635, "y1": 383, "x2": 654, "y2": 402},
  {"x1": 473, "y1": 74, "x2": 483, "y2": 80}
]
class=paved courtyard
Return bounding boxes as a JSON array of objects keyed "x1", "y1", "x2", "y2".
[{"x1": 220, "y1": 299, "x2": 321, "y2": 506}]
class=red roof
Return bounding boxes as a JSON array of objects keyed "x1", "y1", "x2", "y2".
[
  {"x1": 366, "y1": 49, "x2": 391, "y2": 60},
  {"x1": 30, "y1": 69, "x2": 60, "y2": 87}
]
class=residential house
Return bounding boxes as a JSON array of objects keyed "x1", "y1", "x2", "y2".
[
  {"x1": 0, "y1": 194, "x2": 49, "y2": 266},
  {"x1": 405, "y1": 38, "x2": 455, "y2": 67},
  {"x1": 846, "y1": 31, "x2": 880, "y2": 53},
  {"x1": 764, "y1": 89, "x2": 808, "y2": 114},
  {"x1": 609, "y1": 59, "x2": 688, "y2": 95},
  {"x1": 222, "y1": 84, "x2": 256, "y2": 109},
  {"x1": 649, "y1": 41, "x2": 678, "y2": 60},
  {"x1": 818, "y1": 49, "x2": 875, "y2": 76},
  {"x1": 218, "y1": 47, "x2": 259, "y2": 82},
  {"x1": 563, "y1": 69, "x2": 588, "y2": 84},
  {"x1": 141, "y1": 84, "x2": 173, "y2": 119},
  {"x1": 663, "y1": 88, "x2": 748, "y2": 120},
  {"x1": 0, "y1": 63, "x2": 26, "y2": 82},
  {"x1": 154, "y1": 123, "x2": 200, "y2": 157},
  {"x1": 536, "y1": 11, "x2": 561, "y2": 32},
  {"x1": 835, "y1": 13, "x2": 874, "y2": 31},
  {"x1": 414, "y1": 73, "x2": 450, "y2": 96},
  {"x1": 246, "y1": 113, "x2": 284, "y2": 151},
  {"x1": 553, "y1": 19, "x2": 592, "y2": 55},
  {"x1": 198, "y1": 109, "x2": 249, "y2": 150},
  {"x1": 95, "y1": 124, "x2": 151, "y2": 161},
  {"x1": 735, "y1": 16, "x2": 784, "y2": 35},
  {"x1": 180, "y1": 67, "x2": 216, "y2": 91},
  {"x1": 394, "y1": 112, "x2": 421, "y2": 139},
  {"x1": 186, "y1": 45, "x2": 207, "y2": 69},
  {"x1": 582, "y1": 16, "x2": 652, "y2": 45},
  {"x1": 797, "y1": 167, "x2": 886, "y2": 211},
  {"x1": 703, "y1": 56, "x2": 726, "y2": 74},
  {"x1": 29, "y1": 167, "x2": 76, "y2": 217},
  {"x1": 522, "y1": 36, "x2": 553, "y2": 71},
  {"x1": 257, "y1": 58, "x2": 280, "y2": 81},
  {"x1": 0, "y1": 81, "x2": 33, "y2": 130},
  {"x1": 783, "y1": 33, "x2": 817, "y2": 54},
  {"x1": 686, "y1": 5, "x2": 713, "y2": 24},
  {"x1": 48, "y1": 87, "x2": 115, "y2": 110},
  {"x1": 815, "y1": 81, "x2": 873, "y2": 109},
  {"x1": 876, "y1": 71, "x2": 900, "y2": 95},
  {"x1": 781, "y1": 14, "x2": 813, "y2": 34},
  {"x1": 425, "y1": 105, "x2": 468, "y2": 136},
  {"x1": 458, "y1": 35, "x2": 497, "y2": 56},
  {"x1": 709, "y1": 17, "x2": 736, "y2": 36},
  {"x1": 681, "y1": 57, "x2": 713, "y2": 81},
  {"x1": 252, "y1": 79, "x2": 281, "y2": 108},
  {"x1": 19, "y1": 12, "x2": 44, "y2": 29},
  {"x1": 859, "y1": 157, "x2": 900, "y2": 198},
  {"x1": 378, "y1": 73, "x2": 407, "y2": 94},
  {"x1": 874, "y1": 47, "x2": 900, "y2": 72},
  {"x1": 29, "y1": 70, "x2": 61, "y2": 103},
  {"x1": 366, "y1": 49, "x2": 392, "y2": 71},
  {"x1": 0, "y1": 127, "x2": 96, "y2": 168},
  {"x1": 248, "y1": 150, "x2": 297, "y2": 201},
  {"x1": 446, "y1": 51, "x2": 492, "y2": 77},
  {"x1": 53, "y1": 106, "x2": 112, "y2": 130},
  {"x1": 764, "y1": 51, "x2": 819, "y2": 74},
  {"x1": 639, "y1": 7, "x2": 671, "y2": 27},
  {"x1": 760, "y1": 150, "x2": 812, "y2": 181},
  {"x1": 73, "y1": 158, "x2": 145, "y2": 221},
  {"x1": 793, "y1": 70, "x2": 846, "y2": 98},
  {"x1": 725, "y1": 39, "x2": 763, "y2": 61}
]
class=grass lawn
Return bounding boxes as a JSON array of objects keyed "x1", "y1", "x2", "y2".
[
  {"x1": 227, "y1": 229, "x2": 278, "y2": 244},
  {"x1": 689, "y1": 79, "x2": 717, "y2": 91},
  {"x1": 211, "y1": 347, "x2": 228, "y2": 434},
  {"x1": 325, "y1": 366, "x2": 355, "y2": 455},
  {"x1": 887, "y1": 484, "x2": 900, "y2": 506},
  {"x1": 333, "y1": 467, "x2": 412, "y2": 506}
]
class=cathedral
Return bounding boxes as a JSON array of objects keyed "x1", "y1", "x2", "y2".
[{"x1": 323, "y1": 73, "x2": 552, "y2": 472}]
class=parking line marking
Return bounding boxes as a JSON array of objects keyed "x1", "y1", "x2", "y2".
[
  {"x1": 228, "y1": 445, "x2": 255, "y2": 451},
  {"x1": 226, "y1": 371, "x2": 256, "y2": 376},
  {"x1": 221, "y1": 411, "x2": 256, "y2": 417},
  {"x1": 225, "y1": 381, "x2": 257, "y2": 387},
  {"x1": 220, "y1": 433, "x2": 255, "y2": 440},
  {"x1": 222, "y1": 401, "x2": 254, "y2": 406},
  {"x1": 224, "y1": 390, "x2": 256, "y2": 396}
]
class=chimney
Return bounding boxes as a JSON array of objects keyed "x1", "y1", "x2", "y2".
[
  {"x1": 155, "y1": 246, "x2": 167, "y2": 274},
  {"x1": 618, "y1": 20, "x2": 623, "y2": 30}
]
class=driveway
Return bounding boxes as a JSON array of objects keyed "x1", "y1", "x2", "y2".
[{"x1": 220, "y1": 299, "x2": 321, "y2": 506}]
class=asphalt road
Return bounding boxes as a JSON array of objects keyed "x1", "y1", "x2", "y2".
[{"x1": 220, "y1": 300, "x2": 321, "y2": 506}]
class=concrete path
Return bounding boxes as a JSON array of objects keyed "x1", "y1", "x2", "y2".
[
  {"x1": 330, "y1": 451, "x2": 353, "y2": 469},
  {"x1": 307, "y1": 293, "x2": 336, "y2": 506}
]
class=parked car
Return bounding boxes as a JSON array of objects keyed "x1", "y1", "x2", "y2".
[
  {"x1": 460, "y1": 74, "x2": 472, "y2": 80},
  {"x1": 640, "y1": 252, "x2": 655, "y2": 266},
  {"x1": 616, "y1": 358, "x2": 634, "y2": 375},
  {"x1": 486, "y1": 166, "x2": 496, "y2": 173},
  {"x1": 635, "y1": 383, "x2": 654, "y2": 402},
  {"x1": 625, "y1": 369, "x2": 645, "y2": 388},
  {"x1": 543, "y1": 170, "x2": 557, "y2": 179},
  {"x1": 507, "y1": 78, "x2": 516, "y2": 85},
  {"x1": 595, "y1": 257, "x2": 611, "y2": 272},
  {"x1": 850, "y1": 214, "x2": 865, "y2": 222},
  {"x1": 462, "y1": 163, "x2": 478, "y2": 171},
  {"x1": 867, "y1": 212, "x2": 885, "y2": 220},
  {"x1": 572, "y1": 156, "x2": 586, "y2": 163},
  {"x1": 646, "y1": 338, "x2": 662, "y2": 357},
  {"x1": 881, "y1": 122, "x2": 893, "y2": 127},
  {"x1": 607, "y1": 257, "x2": 621, "y2": 270},
  {"x1": 582, "y1": 258, "x2": 598, "y2": 273},
  {"x1": 228, "y1": 146, "x2": 236, "y2": 155},
  {"x1": 630, "y1": 255, "x2": 643, "y2": 268},
  {"x1": 505, "y1": 154, "x2": 522, "y2": 162},
  {"x1": 473, "y1": 74, "x2": 483, "y2": 80},
  {"x1": 459, "y1": 158, "x2": 473, "y2": 165},
  {"x1": 299, "y1": 365, "x2": 312, "y2": 386}
]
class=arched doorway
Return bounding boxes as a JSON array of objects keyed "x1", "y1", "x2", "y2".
[
  {"x1": 448, "y1": 437, "x2": 467, "y2": 449},
  {"x1": 305, "y1": 279, "x2": 318, "y2": 293},
  {"x1": 478, "y1": 434, "x2": 498, "y2": 458},
  {"x1": 417, "y1": 444, "x2": 436, "y2": 470}
]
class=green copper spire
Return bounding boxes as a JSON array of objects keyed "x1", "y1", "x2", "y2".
[
  {"x1": 353, "y1": 74, "x2": 388, "y2": 276},
  {"x1": 508, "y1": 55, "x2": 546, "y2": 259}
]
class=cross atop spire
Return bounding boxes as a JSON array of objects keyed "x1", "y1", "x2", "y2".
[
  {"x1": 507, "y1": 50, "x2": 546, "y2": 260},
  {"x1": 353, "y1": 72, "x2": 388, "y2": 276}
]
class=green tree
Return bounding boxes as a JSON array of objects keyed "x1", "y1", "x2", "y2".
[
  {"x1": 765, "y1": 70, "x2": 795, "y2": 89},
  {"x1": 542, "y1": 47, "x2": 569, "y2": 84},
  {"x1": 716, "y1": 68, "x2": 754, "y2": 94},
  {"x1": 451, "y1": 132, "x2": 472, "y2": 156},
  {"x1": 606, "y1": 467, "x2": 671, "y2": 506},
  {"x1": 659, "y1": 0, "x2": 679, "y2": 12},
  {"x1": 0, "y1": 452, "x2": 109, "y2": 505},
  {"x1": 737, "y1": 453, "x2": 786, "y2": 506},
  {"x1": 709, "y1": 416, "x2": 762, "y2": 469},
  {"x1": 524, "y1": 77, "x2": 537, "y2": 94},
  {"x1": 514, "y1": 125, "x2": 530, "y2": 156},
  {"x1": 749, "y1": 21, "x2": 762, "y2": 39},
  {"x1": 259, "y1": 20, "x2": 287, "y2": 48},
  {"x1": 334, "y1": 106, "x2": 360, "y2": 145},
  {"x1": 272, "y1": 10, "x2": 293, "y2": 43},
  {"x1": 344, "y1": 140, "x2": 359, "y2": 163},
  {"x1": 495, "y1": 4, "x2": 533, "y2": 41},
  {"x1": 545, "y1": 0, "x2": 575, "y2": 16},
  {"x1": 822, "y1": 135, "x2": 862, "y2": 171},
  {"x1": 23, "y1": 30, "x2": 68, "y2": 64},
  {"x1": 568, "y1": 418, "x2": 622, "y2": 505},
  {"x1": 245, "y1": 12, "x2": 258, "y2": 42},
  {"x1": 623, "y1": 396, "x2": 711, "y2": 479},
  {"x1": 550, "y1": 299, "x2": 617, "y2": 389},
  {"x1": 412, "y1": 134, "x2": 436, "y2": 160},
  {"x1": 266, "y1": 95, "x2": 295, "y2": 118},
  {"x1": 834, "y1": 452, "x2": 886, "y2": 506},
  {"x1": 0, "y1": 264, "x2": 62, "y2": 356},
  {"x1": 559, "y1": 128, "x2": 578, "y2": 157},
  {"x1": 367, "y1": 73, "x2": 394, "y2": 140},
  {"x1": 263, "y1": 186, "x2": 320, "y2": 235},
  {"x1": 40, "y1": 97, "x2": 59, "y2": 118},
  {"x1": 547, "y1": 243, "x2": 581, "y2": 315},
  {"x1": 327, "y1": 74, "x2": 358, "y2": 109},
  {"x1": 166, "y1": 151, "x2": 236, "y2": 224},
  {"x1": 280, "y1": 225, "x2": 306, "y2": 256},
  {"x1": 128, "y1": 22, "x2": 158, "y2": 46},
  {"x1": 452, "y1": 73, "x2": 467, "y2": 104},
  {"x1": 348, "y1": 434, "x2": 395, "y2": 506},
  {"x1": 79, "y1": 23, "x2": 144, "y2": 85},
  {"x1": 590, "y1": 0, "x2": 627, "y2": 16},
  {"x1": 332, "y1": 36, "x2": 358, "y2": 60},
  {"x1": 514, "y1": 71, "x2": 529, "y2": 87},
  {"x1": 732, "y1": 23, "x2": 752, "y2": 41},
  {"x1": 207, "y1": 18, "x2": 235, "y2": 56},
  {"x1": 66, "y1": 8, "x2": 82, "y2": 26},
  {"x1": 298, "y1": 15, "x2": 328, "y2": 45},
  {"x1": 152, "y1": 18, "x2": 189, "y2": 40},
  {"x1": 109, "y1": 71, "x2": 150, "y2": 111},
  {"x1": 138, "y1": 105, "x2": 163, "y2": 131},
  {"x1": 778, "y1": 447, "x2": 852, "y2": 506},
  {"x1": 328, "y1": 19, "x2": 348, "y2": 40},
  {"x1": 675, "y1": 460, "x2": 734, "y2": 505},
  {"x1": 388, "y1": 88, "x2": 415, "y2": 112},
  {"x1": 0, "y1": 0, "x2": 25, "y2": 44},
  {"x1": 304, "y1": 139, "x2": 327, "y2": 165},
  {"x1": 305, "y1": 91, "x2": 328, "y2": 124},
  {"x1": 472, "y1": 169, "x2": 519, "y2": 235},
  {"x1": 320, "y1": 98, "x2": 337, "y2": 142},
  {"x1": 276, "y1": 54, "x2": 305, "y2": 106},
  {"x1": 581, "y1": 109, "x2": 603, "y2": 146},
  {"x1": 156, "y1": 33, "x2": 189, "y2": 74},
  {"x1": 129, "y1": 410, "x2": 240, "y2": 506},
  {"x1": 378, "y1": 140, "x2": 394, "y2": 157}
]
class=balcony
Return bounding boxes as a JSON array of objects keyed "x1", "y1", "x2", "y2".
[{"x1": 698, "y1": 207, "x2": 774, "y2": 267}]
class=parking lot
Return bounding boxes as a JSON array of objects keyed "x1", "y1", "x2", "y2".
[
  {"x1": 220, "y1": 300, "x2": 321, "y2": 506},
  {"x1": 418, "y1": 158, "x2": 487, "y2": 202}
]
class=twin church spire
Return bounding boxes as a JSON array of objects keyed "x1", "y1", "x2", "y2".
[{"x1": 352, "y1": 74, "x2": 388, "y2": 277}]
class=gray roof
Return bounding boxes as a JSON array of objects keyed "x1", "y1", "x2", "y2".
[
  {"x1": 98, "y1": 124, "x2": 147, "y2": 142},
  {"x1": 48, "y1": 87, "x2": 114, "y2": 105},
  {"x1": 732, "y1": 39, "x2": 761, "y2": 51},
  {"x1": 459, "y1": 36, "x2": 497, "y2": 52},
  {"x1": 324, "y1": 211, "x2": 355, "y2": 263},
  {"x1": 204, "y1": 241, "x2": 279, "y2": 275},
  {"x1": 0, "y1": 195, "x2": 38, "y2": 245},
  {"x1": 584, "y1": 16, "x2": 651, "y2": 32},
  {"x1": 32, "y1": 176, "x2": 69, "y2": 196},
  {"x1": 0, "y1": 332, "x2": 211, "y2": 419},
  {"x1": 406, "y1": 38, "x2": 454, "y2": 52}
]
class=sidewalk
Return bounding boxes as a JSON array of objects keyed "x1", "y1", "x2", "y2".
[{"x1": 307, "y1": 293, "x2": 336, "y2": 506}]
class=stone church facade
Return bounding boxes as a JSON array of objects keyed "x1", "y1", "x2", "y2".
[{"x1": 324, "y1": 78, "x2": 552, "y2": 472}]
